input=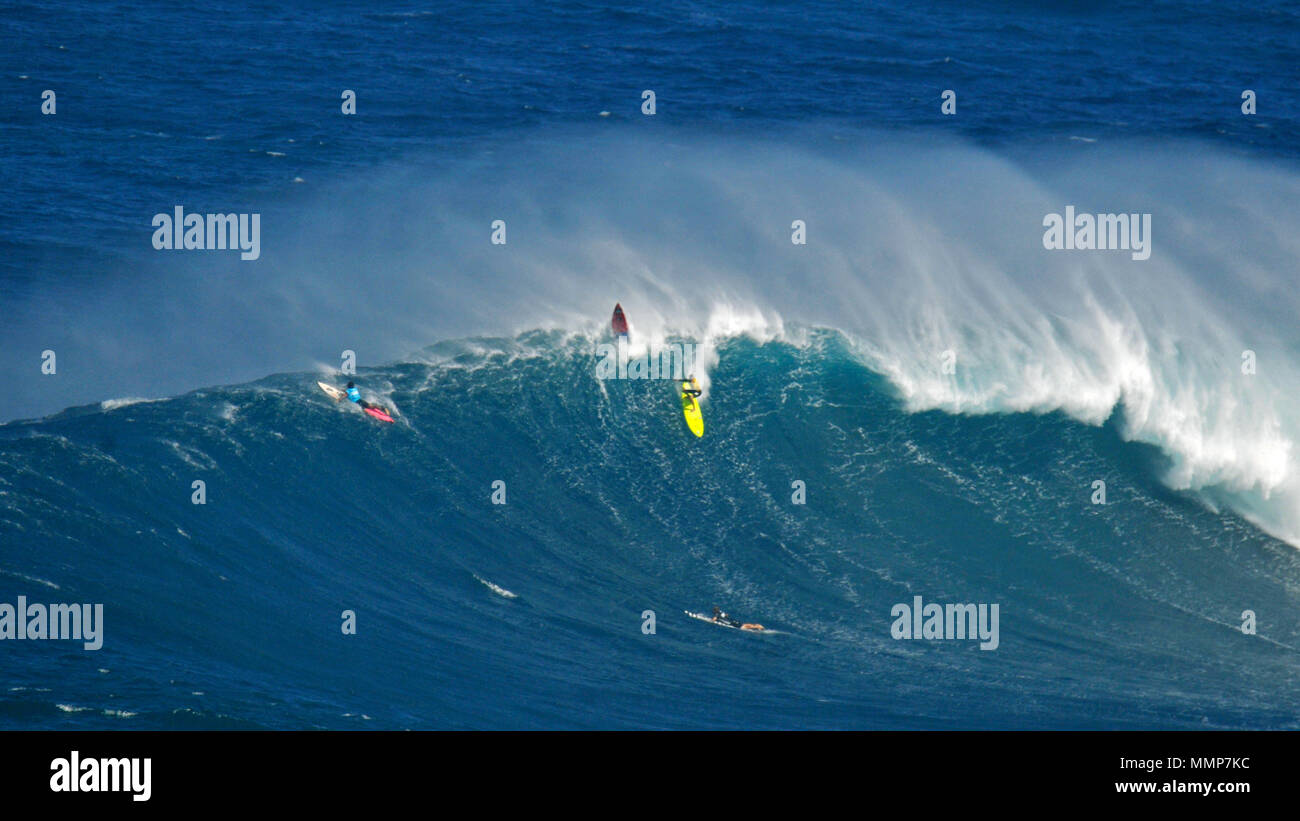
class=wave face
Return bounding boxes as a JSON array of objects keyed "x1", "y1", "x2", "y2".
[
  {"x1": 3, "y1": 330, "x2": 1299, "y2": 729},
  {"x1": 7, "y1": 128, "x2": 1300, "y2": 550}
]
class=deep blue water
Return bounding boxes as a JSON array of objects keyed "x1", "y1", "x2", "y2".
[{"x1": 2, "y1": 1, "x2": 1299, "y2": 728}]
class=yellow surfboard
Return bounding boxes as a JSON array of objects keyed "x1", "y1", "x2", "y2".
[{"x1": 681, "y1": 381, "x2": 704, "y2": 437}]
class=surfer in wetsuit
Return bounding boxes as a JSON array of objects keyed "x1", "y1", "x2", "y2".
[
  {"x1": 345, "y1": 381, "x2": 371, "y2": 409},
  {"x1": 345, "y1": 381, "x2": 388, "y2": 414},
  {"x1": 683, "y1": 376, "x2": 702, "y2": 398},
  {"x1": 711, "y1": 606, "x2": 741, "y2": 628},
  {"x1": 712, "y1": 606, "x2": 764, "y2": 631}
]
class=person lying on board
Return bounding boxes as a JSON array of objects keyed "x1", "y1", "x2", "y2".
[
  {"x1": 682, "y1": 376, "x2": 702, "y2": 398},
  {"x1": 712, "y1": 606, "x2": 763, "y2": 631},
  {"x1": 345, "y1": 381, "x2": 389, "y2": 415}
]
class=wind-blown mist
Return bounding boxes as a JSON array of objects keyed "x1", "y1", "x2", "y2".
[{"x1": 11, "y1": 129, "x2": 1300, "y2": 545}]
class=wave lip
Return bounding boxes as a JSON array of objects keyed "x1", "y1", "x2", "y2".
[{"x1": 100, "y1": 397, "x2": 166, "y2": 411}]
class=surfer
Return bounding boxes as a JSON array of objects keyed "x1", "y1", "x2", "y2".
[
  {"x1": 680, "y1": 375, "x2": 705, "y2": 437},
  {"x1": 711, "y1": 606, "x2": 739, "y2": 627},
  {"x1": 345, "y1": 381, "x2": 388, "y2": 414},
  {"x1": 711, "y1": 606, "x2": 762, "y2": 630}
]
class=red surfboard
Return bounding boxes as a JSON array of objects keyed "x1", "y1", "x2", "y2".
[
  {"x1": 363, "y1": 406, "x2": 395, "y2": 423},
  {"x1": 611, "y1": 303, "x2": 629, "y2": 337}
]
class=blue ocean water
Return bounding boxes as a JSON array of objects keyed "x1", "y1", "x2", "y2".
[{"x1": 1, "y1": 1, "x2": 1299, "y2": 728}]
